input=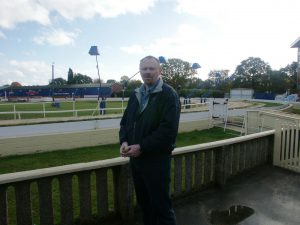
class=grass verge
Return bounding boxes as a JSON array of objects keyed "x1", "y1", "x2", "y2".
[
  {"x1": 250, "y1": 101, "x2": 283, "y2": 107},
  {"x1": 0, "y1": 127, "x2": 238, "y2": 174}
]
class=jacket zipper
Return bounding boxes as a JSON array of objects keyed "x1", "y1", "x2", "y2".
[{"x1": 133, "y1": 121, "x2": 136, "y2": 143}]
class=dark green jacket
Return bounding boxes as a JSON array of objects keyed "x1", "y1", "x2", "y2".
[{"x1": 119, "y1": 81, "x2": 180, "y2": 156}]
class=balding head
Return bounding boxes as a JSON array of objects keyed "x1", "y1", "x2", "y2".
[{"x1": 139, "y1": 56, "x2": 161, "y2": 86}]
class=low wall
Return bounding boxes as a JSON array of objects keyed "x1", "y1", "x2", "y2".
[{"x1": 0, "y1": 119, "x2": 212, "y2": 157}]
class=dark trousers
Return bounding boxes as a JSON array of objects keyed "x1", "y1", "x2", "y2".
[{"x1": 130, "y1": 155, "x2": 177, "y2": 225}]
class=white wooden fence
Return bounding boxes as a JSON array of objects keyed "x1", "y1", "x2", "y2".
[
  {"x1": 0, "y1": 101, "x2": 206, "y2": 120},
  {"x1": 273, "y1": 120, "x2": 300, "y2": 173},
  {"x1": 245, "y1": 110, "x2": 300, "y2": 173}
]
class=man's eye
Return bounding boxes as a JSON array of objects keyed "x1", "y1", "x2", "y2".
[{"x1": 142, "y1": 67, "x2": 155, "y2": 71}]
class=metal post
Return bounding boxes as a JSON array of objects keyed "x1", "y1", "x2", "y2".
[
  {"x1": 73, "y1": 101, "x2": 75, "y2": 117},
  {"x1": 43, "y1": 103, "x2": 46, "y2": 118},
  {"x1": 122, "y1": 88, "x2": 125, "y2": 113},
  {"x1": 13, "y1": 104, "x2": 16, "y2": 120},
  {"x1": 52, "y1": 62, "x2": 55, "y2": 102},
  {"x1": 95, "y1": 55, "x2": 101, "y2": 100},
  {"x1": 297, "y1": 48, "x2": 300, "y2": 95}
]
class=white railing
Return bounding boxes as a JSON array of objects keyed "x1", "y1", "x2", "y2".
[
  {"x1": 246, "y1": 110, "x2": 300, "y2": 173},
  {"x1": 0, "y1": 102, "x2": 207, "y2": 120},
  {"x1": 274, "y1": 120, "x2": 300, "y2": 173}
]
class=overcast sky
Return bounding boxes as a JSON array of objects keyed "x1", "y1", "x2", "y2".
[{"x1": 0, "y1": 0, "x2": 300, "y2": 86}]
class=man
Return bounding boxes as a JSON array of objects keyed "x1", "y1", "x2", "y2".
[{"x1": 119, "y1": 56, "x2": 180, "y2": 225}]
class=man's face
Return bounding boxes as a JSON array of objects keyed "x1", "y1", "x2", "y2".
[{"x1": 139, "y1": 58, "x2": 161, "y2": 86}]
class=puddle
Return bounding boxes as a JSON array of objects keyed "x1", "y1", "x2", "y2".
[{"x1": 209, "y1": 205, "x2": 254, "y2": 225}]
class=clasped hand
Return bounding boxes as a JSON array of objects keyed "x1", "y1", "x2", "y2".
[{"x1": 120, "y1": 142, "x2": 141, "y2": 157}]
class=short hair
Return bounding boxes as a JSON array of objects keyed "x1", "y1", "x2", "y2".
[{"x1": 140, "y1": 55, "x2": 160, "y2": 66}]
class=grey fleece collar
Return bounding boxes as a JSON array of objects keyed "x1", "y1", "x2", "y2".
[{"x1": 135, "y1": 78, "x2": 163, "y2": 108}]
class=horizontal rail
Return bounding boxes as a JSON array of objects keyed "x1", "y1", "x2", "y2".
[
  {"x1": 0, "y1": 104, "x2": 205, "y2": 115},
  {"x1": 0, "y1": 157, "x2": 129, "y2": 185},
  {"x1": 173, "y1": 129, "x2": 275, "y2": 155}
]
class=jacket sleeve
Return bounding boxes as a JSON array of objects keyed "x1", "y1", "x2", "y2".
[
  {"x1": 140, "y1": 90, "x2": 180, "y2": 153},
  {"x1": 119, "y1": 103, "x2": 129, "y2": 145}
]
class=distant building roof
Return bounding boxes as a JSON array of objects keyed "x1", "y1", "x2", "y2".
[
  {"x1": 67, "y1": 83, "x2": 111, "y2": 88},
  {"x1": 291, "y1": 36, "x2": 300, "y2": 48},
  {"x1": 230, "y1": 88, "x2": 254, "y2": 90},
  {"x1": 1, "y1": 83, "x2": 111, "y2": 90}
]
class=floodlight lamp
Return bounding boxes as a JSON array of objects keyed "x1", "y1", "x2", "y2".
[
  {"x1": 158, "y1": 56, "x2": 168, "y2": 64},
  {"x1": 192, "y1": 63, "x2": 201, "y2": 70},
  {"x1": 89, "y1": 46, "x2": 100, "y2": 56}
]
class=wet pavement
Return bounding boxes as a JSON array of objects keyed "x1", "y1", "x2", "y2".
[{"x1": 136, "y1": 165, "x2": 300, "y2": 225}]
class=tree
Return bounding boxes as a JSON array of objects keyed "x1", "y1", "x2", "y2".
[
  {"x1": 127, "y1": 79, "x2": 142, "y2": 90},
  {"x1": 199, "y1": 79, "x2": 214, "y2": 89},
  {"x1": 11, "y1": 82, "x2": 22, "y2": 86},
  {"x1": 279, "y1": 62, "x2": 298, "y2": 91},
  {"x1": 67, "y1": 68, "x2": 74, "y2": 84},
  {"x1": 49, "y1": 77, "x2": 67, "y2": 86},
  {"x1": 269, "y1": 70, "x2": 289, "y2": 94},
  {"x1": 231, "y1": 57, "x2": 272, "y2": 91},
  {"x1": 120, "y1": 75, "x2": 130, "y2": 87},
  {"x1": 93, "y1": 78, "x2": 104, "y2": 84},
  {"x1": 161, "y1": 58, "x2": 196, "y2": 90},
  {"x1": 185, "y1": 77, "x2": 203, "y2": 89},
  {"x1": 107, "y1": 79, "x2": 117, "y2": 84},
  {"x1": 71, "y1": 73, "x2": 93, "y2": 84},
  {"x1": 208, "y1": 70, "x2": 229, "y2": 87}
]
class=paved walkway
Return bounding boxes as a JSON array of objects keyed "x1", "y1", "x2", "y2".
[
  {"x1": 133, "y1": 165, "x2": 300, "y2": 225},
  {"x1": 177, "y1": 165, "x2": 299, "y2": 225}
]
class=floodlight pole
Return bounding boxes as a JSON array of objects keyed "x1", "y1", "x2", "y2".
[
  {"x1": 52, "y1": 62, "x2": 55, "y2": 102},
  {"x1": 95, "y1": 55, "x2": 101, "y2": 100},
  {"x1": 89, "y1": 46, "x2": 101, "y2": 100}
]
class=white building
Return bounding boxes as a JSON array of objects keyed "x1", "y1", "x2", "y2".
[{"x1": 230, "y1": 88, "x2": 254, "y2": 99}]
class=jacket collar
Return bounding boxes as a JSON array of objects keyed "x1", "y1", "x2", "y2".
[
  {"x1": 135, "y1": 78, "x2": 163, "y2": 105},
  {"x1": 134, "y1": 78, "x2": 163, "y2": 94}
]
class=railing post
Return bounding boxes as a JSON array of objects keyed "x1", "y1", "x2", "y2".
[
  {"x1": 59, "y1": 174, "x2": 74, "y2": 225},
  {"x1": 273, "y1": 119, "x2": 282, "y2": 166},
  {"x1": 239, "y1": 143, "x2": 246, "y2": 172},
  {"x1": 43, "y1": 102, "x2": 46, "y2": 118},
  {"x1": 185, "y1": 153, "x2": 193, "y2": 192},
  {"x1": 0, "y1": 185, "x2": 8, "y2": 225},
  {"x1": 215, "y1": 146, "x2": 230, "y2": 187},
  {"x1": 13, "y1": 104, "x2": 16, "y2": 120},
  {"x1": 194, "y1": 152, "x2": 203, "y2": 190},
  {"x1": 173, "y1": 155, "x2": 183, "y2": 196},
  {"x1": 113, "y1": 164, "x2": 135, "y2": 224},
  {"x1": 78, "y1": 171, "x2": 92, "y2": 222},
  {"x1": 37, "y1": 178, "x2": 54, "y2": 225},
  {"x1": 204, "y1": 151, "x2": 213, "y2": 185},
  {"x1": 15, "y1": 182, "x2": 32, "y2": 225},
  {"x1": 96, "y1": 168, "x2": 109, "y2": 217},
  {"x1": 231, "y1": 145, "x2": 239, "y2": 175}
]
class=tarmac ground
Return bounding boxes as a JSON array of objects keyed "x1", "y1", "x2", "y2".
[{"x1": 135, "y1": 165, "x2": 300, "y2": 225}]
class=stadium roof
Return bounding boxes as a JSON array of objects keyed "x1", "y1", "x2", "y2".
[
  {"x1": 2, "y1": 83, "x2": 111, "y2": 89},
  {"x1": 291, "y1": 36, "x2": 300, "y2": 48}
]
